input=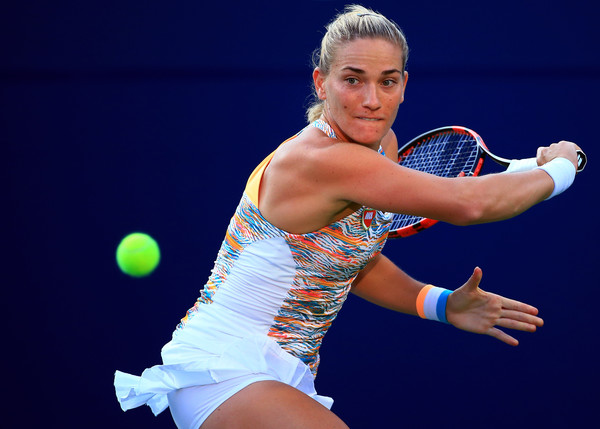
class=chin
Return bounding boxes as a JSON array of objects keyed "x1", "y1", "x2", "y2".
[
  {"x1": 350, "y1": 133, "x2": 383, "y2": 146},
  {"x1": 352, "y1": 123, "x2": 386, "y2": 144}
]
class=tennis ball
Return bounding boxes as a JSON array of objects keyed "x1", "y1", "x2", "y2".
[{"x1": 116, "y1": 232, "x2": 160, "y2": 277}]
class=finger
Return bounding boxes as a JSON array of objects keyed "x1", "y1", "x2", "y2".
[
  {"x1": 536, "y1": 146, "x2": 545, "y2": 162},
  {"x1": 495, "y1": 317, "x2": 541, "y2": 333},
  {"x1": 500, "y1": 309, "x2": 544, "y2": 327},
  {"x1": 487, "y1": 327, "x2": 519, "y2": 346},
  {"x1": 495, "y1": 294, "x2": 540, "y2": 315},
  {"x1": 463, "y1": 266, "x2": 483, "y2": 292}
]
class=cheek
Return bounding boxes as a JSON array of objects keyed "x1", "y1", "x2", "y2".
[
  {"x1": 337, "y1": 94, "x2": 352, "y2": 111},
  {"x1": 328, "y1": 86, "x2": 355, "y2": 112}
]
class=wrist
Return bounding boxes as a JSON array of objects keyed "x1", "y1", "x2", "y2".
[
  {"x1": 537, "y1": 157, "x2": 576, "y2": 199},
  {"x1": 416, "y1": 285, "x2": 451, "y2": 324}
]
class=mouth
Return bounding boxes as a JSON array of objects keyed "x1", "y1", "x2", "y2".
[{"x1": 357, "y1": 117, "x2": 382, "y2": 122}]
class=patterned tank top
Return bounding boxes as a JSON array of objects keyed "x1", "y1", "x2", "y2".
[{"x1": 177, "y1": 120, "x2": 392, "y2": 374}]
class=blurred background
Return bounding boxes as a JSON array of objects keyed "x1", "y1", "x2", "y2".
[{"x1": 3, "y1": 0, "x2": 598, "y2": 427}]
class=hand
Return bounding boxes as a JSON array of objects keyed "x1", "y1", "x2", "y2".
[
  {"x1": 536, "y1": 141, "x2": 580, "y2": 171},
  {"x1": 446, "y1": 267, "x2": 544, "y2": 346}
]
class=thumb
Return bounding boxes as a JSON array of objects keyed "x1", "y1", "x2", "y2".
[{"x1": 463, "y1": 266, "x2": 483, "y2": 292}]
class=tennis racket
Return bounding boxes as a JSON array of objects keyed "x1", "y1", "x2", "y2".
[{"x1": 388, "y1": 126, "x2": 587, "y2": 238}]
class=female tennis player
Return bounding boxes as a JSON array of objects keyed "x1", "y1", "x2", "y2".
[{"x1": 115, "y1": 5, "x2": 581, "y2": 428}]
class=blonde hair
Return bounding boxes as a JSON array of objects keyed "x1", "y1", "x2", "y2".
[{"x1": 306, "y1": 4, "x2": 409, "y2": 123}]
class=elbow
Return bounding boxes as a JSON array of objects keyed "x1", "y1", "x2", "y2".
[
  {"x1": 420, "y1": 176, "x2": 526, "y2": 226},
  {"x1": 449, "y1": 189, "x2": 520, "y2": 226},
  {"x1": 448, "y1": 203, "x2": 486, "y2": 226},
  {"x1": 445, "y1": 184, "x2": 495, "y2": 226},
  {"x1": 437, "y1": 174, "x2": 538, "y2": 226}
]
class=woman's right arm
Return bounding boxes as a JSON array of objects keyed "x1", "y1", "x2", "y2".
[{"x1": 316, "y1": 139, "x2": 580, "y2": 226}]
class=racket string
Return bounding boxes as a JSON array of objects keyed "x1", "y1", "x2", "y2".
[{"x1": 391, "y1": 132, "x2": 480, "y2": 230}]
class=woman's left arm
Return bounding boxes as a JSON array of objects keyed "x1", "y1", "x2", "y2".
[
  {"x1": 351, "y1": 254, "x2": 544, "y2": 345},
  {"x1": 351, "y1": 252, "x2": 423, "y2": 315}
]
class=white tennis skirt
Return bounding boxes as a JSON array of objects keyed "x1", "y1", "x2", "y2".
[{"x1": 114, "y1": 329, "x2": 333, "y2": 429}]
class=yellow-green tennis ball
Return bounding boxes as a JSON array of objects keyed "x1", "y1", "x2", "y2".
[{"x1": 116, "y1": 233, "x2": 160, "y2": 277}]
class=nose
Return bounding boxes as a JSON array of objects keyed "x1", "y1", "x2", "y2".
[{"x1": 362, "y1": 83, "x2": 382, "y2": 110}]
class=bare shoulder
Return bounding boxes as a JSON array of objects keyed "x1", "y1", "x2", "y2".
[
  {"x1": 280, "y1": 127, "x2": 380, "y2": 165},
  {"x1": 269, "y1": 126, "x2": 381, "y2": 183},
  {"x1": 271, "y1": 126, "x2": 336, "y2": 166},
  {"x1": 258, "y1": 127, "x2": 360, "y2": 233},
  {"x1": 259, "y1": 126, "x2": 400, "y2": 233}
]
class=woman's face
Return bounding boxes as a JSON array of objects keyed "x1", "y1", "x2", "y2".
[{"x1": 314, "y1": 37, "x2": 408, "y2": 148}]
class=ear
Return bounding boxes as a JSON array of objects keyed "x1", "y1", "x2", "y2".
[
  {"x1": 312, "y1": 67, "x2": 327, "y2": 100},
  {"x1": 399, "y1": 71, "x2": 409, "y2": 104}
]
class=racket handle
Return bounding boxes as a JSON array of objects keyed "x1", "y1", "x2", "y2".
[
  {"x1": 505, "y1": 158, "x2": 538, "y2": 173},
  {"x1": 505, "y1": 151, "x2": 586, "y2": 174},
  {"x1": 576, "y1": 150, "x2": 587, "y2": 172}
]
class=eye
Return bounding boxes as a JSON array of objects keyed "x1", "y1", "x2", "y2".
[
  {"x1": 381, "y1": 79, "x2": 397, "y2": 87},
  {"x1": 345, "y1": 77, "x2": 359, "y2": 85}
]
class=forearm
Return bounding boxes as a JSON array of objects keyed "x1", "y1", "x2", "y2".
[
  {"x1": 448, "y1": 168, "x2": 554, "y2": 225},
  {"x1": 351, "y1": 253, "x2": 424, "y2": 315}
]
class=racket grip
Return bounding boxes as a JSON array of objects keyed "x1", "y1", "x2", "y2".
[
  {"x1": 504, "y1": 157, "x2": 538, "y2": 173},
  {"x1": 576, "y1": 150, "x2": 587, "y2": 172}
]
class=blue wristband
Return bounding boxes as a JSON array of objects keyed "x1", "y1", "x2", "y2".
[{"x1": 435, "y1": 290, "x2": 451, "y2": 324}]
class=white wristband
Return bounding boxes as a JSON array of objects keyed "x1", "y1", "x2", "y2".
[{"x1": 537, "y1": 157, "x2": 576, "y2": 199}]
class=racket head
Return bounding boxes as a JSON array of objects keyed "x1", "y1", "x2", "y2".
[{"x1": 388, "y1": 126, "x2": 486, "y2": 238}]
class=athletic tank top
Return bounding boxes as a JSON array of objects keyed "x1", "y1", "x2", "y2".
[{"x1": 177, "y1": 120, "x2": 392, "y2": 375}]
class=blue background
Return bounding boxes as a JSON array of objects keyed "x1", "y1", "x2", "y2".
[{"x1": 3, "y1": 0, "x2": 599, "y2": 427}]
